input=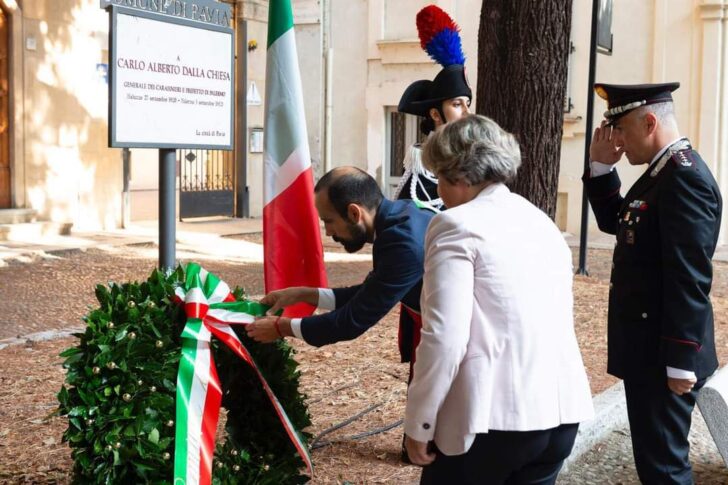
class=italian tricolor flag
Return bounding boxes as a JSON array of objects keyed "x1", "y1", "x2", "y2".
[{"x1": 263, "y1": 0, "x2": 327, "y2": 317}]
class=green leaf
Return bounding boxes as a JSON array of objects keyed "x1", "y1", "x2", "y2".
[
  {"x1": 63, "y1": 352, "x2": 85, "y2": 366},
  {"x1": 57, "y1": 386, "x2": 69, "y2": 408},
  {"x1": 69, "y1": 417, "x2": 83, "y2": 431},
  {"x1": 76, "y1": 450, "x2": 91, "y2": 469},
  {"x1": 68, "y1": 406, "x2": 86, "y2": 417},
  {"x1": 95, "y1": 284, "x2": 110, "y2": 306},
  {"x1": 104, "y1": 387, "x2": 112, "y2": 397},
  {"x1": 78, "y1": 388, "x2": 95, "y2": 406},
  {"x1": 60, "y1": 347, "x2": 82, "y2": 358},
  {"x1": 162, "y1": 379, "x2": 175, "y2": 391},
  {"x1": 134, "y1": 461, "x2": 155, "y2": 474},
  {"x1": 148, "y1": 428, "x2": 159, "y2": 445},
  {"x1": 149, "y1": 321, "x2": 162, "y2": 338},
  {"x1": 115, "y1": 329, "x2": 128, "y2": 341}
]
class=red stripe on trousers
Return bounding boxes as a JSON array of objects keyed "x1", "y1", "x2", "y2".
[{"x1": 403, "y1": 305, "x2": 423, "y2": 382}]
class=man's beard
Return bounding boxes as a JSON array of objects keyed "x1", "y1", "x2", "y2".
[{"x1": 333, "y1": 222, "x2": 367, "y2": 253}]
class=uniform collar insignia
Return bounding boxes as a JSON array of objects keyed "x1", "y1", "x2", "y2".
[{"x1": 650, "y1": 138, "x2": 691, "y2": 177}]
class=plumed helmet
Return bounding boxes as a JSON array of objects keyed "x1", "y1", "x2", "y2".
[{"x1": 398, "y1": 5, "x2": 472, "y2": 118}]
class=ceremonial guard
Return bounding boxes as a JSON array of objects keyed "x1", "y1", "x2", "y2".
[
  {"x1": 584, "y1": 82, "x2": 722, "y2": 484},
  {"x1": 393, "y1": 5, "x2": 472, "y2": 212}
]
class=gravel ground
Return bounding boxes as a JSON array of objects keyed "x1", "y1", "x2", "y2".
[
  {"x1": 0, "y1": 245, "x2": 368, "y2": 340},
  {"x1": 0, "y1": 240, "x2": 727, "y2": 483},
  {"x1": 0, "y1": 243, "x2": 620, "y2": 394}
]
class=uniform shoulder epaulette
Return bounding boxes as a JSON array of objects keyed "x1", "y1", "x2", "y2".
[
  {"x1": 650, "y1": 140, "x2": 692, "y2": 177},
  {"x1": 669, "y1": 148, "x2": 696, "y2": 168}
]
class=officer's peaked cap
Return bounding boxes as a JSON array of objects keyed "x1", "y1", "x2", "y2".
[{"x1": 594, "y1": 82, "x2": 680, "y2": 123}]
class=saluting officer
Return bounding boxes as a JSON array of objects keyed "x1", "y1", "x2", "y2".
[{"x1": 584, "y1": 82, "x2": 722, "y2": 484}]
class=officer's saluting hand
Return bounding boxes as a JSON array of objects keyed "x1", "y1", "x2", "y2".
[{"x1": 589, "y1": 120, "x2": 625, "y2": 166}]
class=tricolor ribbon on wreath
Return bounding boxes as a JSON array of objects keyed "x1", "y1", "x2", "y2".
[{"x1": 172, "y1": 262, "x2": 312, "y2": 485}]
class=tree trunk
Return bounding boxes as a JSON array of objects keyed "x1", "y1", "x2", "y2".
[{"x1": 476, "y1": 0, "x2": 572, "y2": 219}]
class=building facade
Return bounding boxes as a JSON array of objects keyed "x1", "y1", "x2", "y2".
[
  {"x1": 1, "y1": 0, "x2": 727, "y2": 244},
  {"x1": 1, "y1": 0, "x2": 122, "y2": 230},
  {"x1": 341, "y1": 0, "x2": 728, "y2": 241}
]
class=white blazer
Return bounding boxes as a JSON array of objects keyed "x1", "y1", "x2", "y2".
[{"x1": 404, "y1": 183, "x2": 594, "y2": 456}]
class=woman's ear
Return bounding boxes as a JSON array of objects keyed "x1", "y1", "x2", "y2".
[{"x1": 429, "y1": 107, "x2": 442, "y2": 124}]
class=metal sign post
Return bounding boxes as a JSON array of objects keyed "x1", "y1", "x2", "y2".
[
  {"x1": 102, "y1": 0, "x2": 234, "y2": 271},
  {"x1": 577, "y1": 0, "x2": 613, "y2": 276},
  {"x1": 159, "y1": 148, "x2": 176, "y2": 270}
]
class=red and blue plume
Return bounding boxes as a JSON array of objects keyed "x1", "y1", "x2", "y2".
[{"x1": 416, "y1": 5, "x2": 466, "y2": 67}]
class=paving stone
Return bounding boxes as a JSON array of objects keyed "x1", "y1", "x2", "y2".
[
  {"x1": 697, "y1": 366, "x2": 728, "y2": 467},
  {"x1": 558, "y1": 407, "x2": 728, "y2": 484}
]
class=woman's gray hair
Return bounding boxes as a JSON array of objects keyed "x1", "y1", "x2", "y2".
[{"x1": 422, "y1": 114, "x2": 521, "y2": 185}]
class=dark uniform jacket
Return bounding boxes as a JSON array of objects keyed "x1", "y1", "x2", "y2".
[
  {"x1": 397, "y1": 173, "x2": 440, "y2": 204},
  {"x1": 584, "y1": 139, "x2": 722, "y2": 380},
  {"x1": 300, "y1": 198, "x2": 434, "y2": 362}
]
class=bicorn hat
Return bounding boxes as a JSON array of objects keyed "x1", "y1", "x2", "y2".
[{"x1": 398, "y1": 5, "x2": 472, "y2": 118}]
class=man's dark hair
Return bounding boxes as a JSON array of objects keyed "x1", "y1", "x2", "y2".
[{"x1": 314, "y1": 167, "x2": 384, "y2": 220}]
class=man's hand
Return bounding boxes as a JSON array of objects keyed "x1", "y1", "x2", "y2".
[
  {"x1": 589, "y1": 120, "x2": 625, "y2": 165},
  {"x1": 667, "y1": 377, "x2": 696, "y2": 395},
  {"x1": 260, "y1": 287, "x2": 318, "y2": 316},
  {"x1": 404, "y1": 435, "x2": 436, "y2": 466},
  {"x1": 246, "y1": 316, "x2": 292, "y2": 343}
]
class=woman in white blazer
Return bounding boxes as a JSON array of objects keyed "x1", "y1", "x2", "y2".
[{"x1": 404, "y1": 115, "x2": 594, "y2": 484}]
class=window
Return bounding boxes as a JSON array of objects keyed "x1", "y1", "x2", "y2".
[{"x1": 384, "y1": 107, "x2": 425, "y2": 197}]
